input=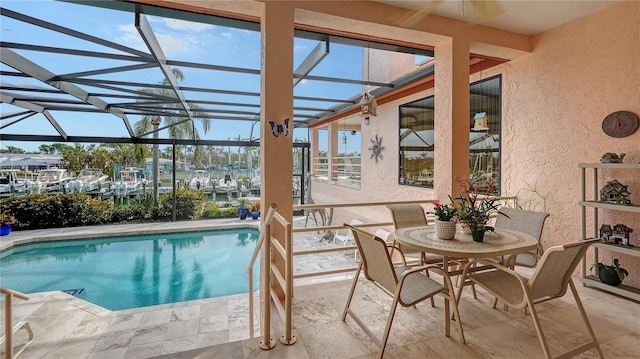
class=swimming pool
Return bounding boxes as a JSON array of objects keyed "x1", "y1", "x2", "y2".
[{"x1": 0, "y1": 228, "x2": 260, "y2": 310}]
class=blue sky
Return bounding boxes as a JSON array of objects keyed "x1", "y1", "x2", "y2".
[{"x1": 0, "y1": 0, "x2": 364, "y2": 154}]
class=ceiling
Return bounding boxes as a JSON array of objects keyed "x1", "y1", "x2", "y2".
[
  {"x1": 1, "y1": 0, "x2": 620, "y2": 150},
  {"x1": 375, "y1": 0, "x2": 618, "y2": 35}
]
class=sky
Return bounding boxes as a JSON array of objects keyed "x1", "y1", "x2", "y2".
[{"x1": 0, "y1": 0, "x2": 366, "y2": 154}]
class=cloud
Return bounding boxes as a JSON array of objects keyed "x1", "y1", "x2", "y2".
[
  {"x1": 294, "y1": 45, "x2": 306, "y2": 51},
  {"x1": 162, "y1": 18, "x2": 214, "y2": 32},
  {"x1": 221, "y1": 32, "x2": 235, "y2": 39},
  {"x1": 299, "y1": 79, "x2": 308, "y2": 85}
]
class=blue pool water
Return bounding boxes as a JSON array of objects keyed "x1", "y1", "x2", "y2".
[{"x1": 0, "y1": 228, "x2": 260, "y2": 310}]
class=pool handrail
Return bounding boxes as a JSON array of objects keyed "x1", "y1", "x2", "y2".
[{"x1": 1, "y1": 287, "x2": 34, "y2": 359}]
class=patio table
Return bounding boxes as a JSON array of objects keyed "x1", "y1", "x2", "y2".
[{"x1": 394, "y1": 226, "x2": 537, "y2": 306}]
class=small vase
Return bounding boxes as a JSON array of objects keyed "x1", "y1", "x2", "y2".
[
  {"x1": 0, "y1": 224, "x2": 12, "y2": 236},
  {"x1": 251, "y1": 211, "x2": 260, "y2": 220},
  {"x1": 471, "y1": 229, "x2": 486, "y2": 242},
  {"x1": 435, "y1": 220, "x2": 456, "y2": 240}
]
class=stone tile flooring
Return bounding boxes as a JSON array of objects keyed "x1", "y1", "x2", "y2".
[{"x1": 2, "y1": 218, "x2": 639, "y2": 358}]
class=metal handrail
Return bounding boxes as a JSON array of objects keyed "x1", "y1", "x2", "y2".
[
  {"x1": 248, "y1": 196, "x2": 518, "y2": 350},
  {"x1": 1, "y1": 287, "x2": 32, "y2": 359}
]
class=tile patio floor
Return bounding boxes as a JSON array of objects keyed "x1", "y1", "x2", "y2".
[{"x1": 1, "y1": 218, "x2": 639, "y2": 358}]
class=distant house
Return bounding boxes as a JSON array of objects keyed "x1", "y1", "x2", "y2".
[{"x1": 600, "y1": 180, "x2": 632, "y2": 205}]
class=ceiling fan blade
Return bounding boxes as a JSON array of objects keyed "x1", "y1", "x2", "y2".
[
  {"x1": 394, "y1": 0, "x2": 445, "y2": 28},
  {"x1": 472, "y1": 0, "x2": 504, "y2": 20}
]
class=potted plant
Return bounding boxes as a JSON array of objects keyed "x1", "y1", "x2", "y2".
[
  {"x1": 1, "y1": 205, "x2": 16, "y2": 236},
  {"x1": 453, "y1": 177, "x2": 506, "y2": 242},
  {"x1": 430, "y1": 199, "x2": 458, "y2": 239},
  {"x1": 592, "y1": 258, "x2": 628, "y2": 286},
  {"x1": 237, "y1": 199, "x2": 249, "y2": 220},
  {"x1": 249, "y1": 201, "x2": 260, "y2": 220}
]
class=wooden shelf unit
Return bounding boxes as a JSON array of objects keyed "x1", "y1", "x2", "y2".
[{"x1": 579, "y1": 162, "x2": 640, "y2": 301}]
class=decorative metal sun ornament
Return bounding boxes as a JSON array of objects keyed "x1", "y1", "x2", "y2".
[{"x1": 368, "y1": 134, "x2": 384, "y2": 162}]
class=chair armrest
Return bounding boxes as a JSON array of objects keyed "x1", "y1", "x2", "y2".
[
  {"x1": 505, "y1": 251, "x2": 541, "y2": 269},
  {"x1": 386, "y1": 244, "x2": 407, "y2": 266}
]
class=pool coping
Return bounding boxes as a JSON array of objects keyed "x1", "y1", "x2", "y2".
[{"x1": 0, "y1": 218, "x2": 261, "y2": 253}]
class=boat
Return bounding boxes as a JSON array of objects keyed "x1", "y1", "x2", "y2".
[
  {"x1": 250, "y1": 169, "x2": 261, "y2": 193},
  {"x1": 35, "y1": 167, "x2": 74, "y2": 193},
  {"x1": 188, "y1": 169, "x2": 211, "y2": 191},
  {"x1": 67, "y1": 168, "x2": 109, "y2": 193},
  {"x1": 110, "y1": 167, "x2": 147, "y2": 195},
  {"x1": 215, "y1": 171, "x2": 238, "y2": 194},
  {"x1": 0, "y1": 169, "x2": 27, "y2": 197}
]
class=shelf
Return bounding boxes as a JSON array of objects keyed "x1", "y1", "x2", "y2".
[
  {"x1": 580, "y1": 162, "x2": 640, "y2": 302},
  {"x1": 580, "y1": 276, "x2": 640, "y2": 301},
  {"x1": 579, "y1": 201, "x2": 640, "y2": 213},
  {"x1": 594, "y1": 242, "x2": 640, "y2": 256},
  {"x1": 579, "y1": 163, "x2": 640, "y2": 169}
]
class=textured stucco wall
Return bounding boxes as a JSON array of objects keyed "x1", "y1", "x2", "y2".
[
  {"x1": 314, "y1": 1, "x2": 640, "y2": 286},
  {"x1": 500, "y1": 1, "x2": 640, "y2": 285}
]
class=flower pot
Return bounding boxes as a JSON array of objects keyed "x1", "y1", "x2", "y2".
[
  {"x1": 458, "y1": 223, "x2": 472, "y2": 235},
  {"x1": 0, "y1": 224, "x2": 12, "y2": 236},
  {"x1": 238, "y1": 208, "x2": 249, "y2": 220},
  {"x1": 435, "y1": 220, "x2": 456, "y2": 240},
  {"x1": 251, "y1": 211, "x2": 260, "y2": 220},
  {"x1": 471, "y1": 229, "x2": 485, "y2": 242},
  {"x1": 598, "y1": 267, "x2": 622, "y2": 286}
]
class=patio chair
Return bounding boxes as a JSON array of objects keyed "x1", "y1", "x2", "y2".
[
  {"x1": 460, "y1": 238, "x2": 603, "y2": 359},
  {"x1": 333, "y1": 219, "x2": 364, "y2": 259},
  {"x1": 386, "y1": 204, "x2": 440, "y2": 265},
  {"x1": 342, "y1": 224, "x2": 465, "y2": 359},
  {"x1": 495, "y1": 207, "x2": 549, "y2": 268}
]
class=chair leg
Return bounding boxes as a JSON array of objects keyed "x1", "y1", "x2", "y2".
[
  {"x1": 342, "y1": 264, "x2": 363, "y2": 321},
  {"x1": 526, "y1": 300, "x2": 553, "y2": 359},
  {"x1": 569, "y1": 280, "x2": 604, "y2": 358},
  {"x1": 378, "y1": 294, "x2": 401, "y2": 359}
]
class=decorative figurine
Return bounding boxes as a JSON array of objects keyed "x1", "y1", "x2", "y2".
[
  {"x1": 600, "y1": 152, "x2": 625, "y2": 163},
  {"x1": 600, "y1": 180, "x2": 632, "y2": 205},
  {"x1": 601, "y1": 223, "x2": 633, "y2": 246}
]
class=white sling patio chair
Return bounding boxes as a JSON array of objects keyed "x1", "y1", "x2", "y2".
[
  {"x1": 341, "y1": 224, "x2": 465, "y2": 359},
  {"x1": 333, "y1": 219, "x2": 364, "y2": 260},
  {"x1": 495, "y1": 207, "x2": 549, "y2": 268},
  {"x1": 460, "y1": 238, "x2": 603, "y2": 359}
]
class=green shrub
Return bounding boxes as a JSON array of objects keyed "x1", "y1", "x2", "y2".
[
  {"x1": 1, "y1": 193, "x2": 111, "y2": 229},
  {"x1": 156, "y1": 189, "x2": 206, "y2": 220},
  {"x1": 202, "y1": 202, "x2": 238, "y2": 218}
]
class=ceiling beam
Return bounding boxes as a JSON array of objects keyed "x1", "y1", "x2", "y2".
[
  {"x1": 294, "y1": 41, "x2": 329, "y2": 87},
  {"x1": 0, "y1": 47, "x2": 136, "y2": 137},
  {"x1": 135, "y1": 10, "x2": 195, "y2": 130},
  {"x1": 1, "y1": 92, "x2": 67, "y2": 139}
]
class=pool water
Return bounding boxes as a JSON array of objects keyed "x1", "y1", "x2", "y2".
[{"x1": 0, "y1": 228, "x2": 260, "y2": 310}]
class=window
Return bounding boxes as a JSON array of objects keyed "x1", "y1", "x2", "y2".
[
  {"x1": 399, "y1": 96, "x2": 434, "y2": 187},
  {"x1": 469, "y1": 75, "x2": 501, "y2": 193}
]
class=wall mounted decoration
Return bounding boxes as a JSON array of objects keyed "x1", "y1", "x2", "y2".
[
  {"x1": 602, "y1": 111, "x2": 638, "y2": 138},
  {"x1": 269, "y1": 118, "x2": 290, "y2": 138},
  {"x1": 368, "y1": 134, "x2": 384, "y2": 162}
]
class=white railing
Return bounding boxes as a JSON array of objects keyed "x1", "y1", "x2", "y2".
[
  {"x1": 331, "y1": 156, "x2": 361, "y2": 189},
  {"x1": 1, "y1": 287, "x2": 34, "y2": 359},
  {"x1": 247, "y1": 203, "x2": 296, "y2": 349},
  {"x1": 248, "y1": 196, "x2": 517, "y2": 350}
]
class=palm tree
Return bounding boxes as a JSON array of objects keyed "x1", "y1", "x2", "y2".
[{"x1": 133, "y1": 67, "x2": 211, "y2": 205}]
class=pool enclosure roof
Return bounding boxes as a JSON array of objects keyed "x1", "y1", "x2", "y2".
[{"x1": 0, "y1": 0, "x2": 446, "y2": 148}]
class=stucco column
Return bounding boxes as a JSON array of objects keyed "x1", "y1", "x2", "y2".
[
  {"x1": 328, "y1": 122, "x2": 339, "y2": 182},
  {"x1": 434, "y1": 36, "x2": 470, "y2": 200},
  {"x1": 260, "y1": 1, "x2": 293, "y2": 297},
  {"x1": 311, "y1": 127, "x2": 319, "y2": 177}
]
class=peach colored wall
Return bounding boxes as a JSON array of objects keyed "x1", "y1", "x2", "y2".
[
  {"x1": 501, "y1": 1, "x2": 640, "y2": 286},
  {"x1": 315, "y1": 1, "x2": 640, "y2": 286}
]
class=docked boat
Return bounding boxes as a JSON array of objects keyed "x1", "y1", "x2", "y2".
[
  {"x1": 250, "y1": 169, "x2": 261, "y2": 193},
  {"x1": 0, "y1": 169, "x2": 27, "y2": 197},
  {"x1": 67, "y1": 168, "x2": 109, "y2": 193},
  {"x1": 110, "y1": 167, "x2": 146, "y2": 195},
  {"x1": 35, "y1": 167, "x2": 74, "y2": 193},
  {"x1": 188, "y1": 169, "x2": 211, "y2": 191},
  {"x1": 215, "y1": 171, "x2": 238, "y2": 194}
]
